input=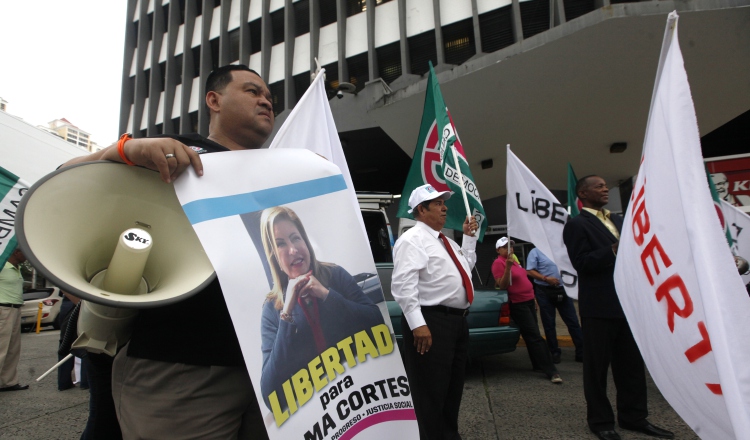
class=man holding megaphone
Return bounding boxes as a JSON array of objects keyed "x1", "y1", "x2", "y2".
[{"x1": 62, "y1": 65, "x2": 275, "y2": 439}]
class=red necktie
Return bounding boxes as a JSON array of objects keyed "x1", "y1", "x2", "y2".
[{"x1": 438, "y1": 233, "x2": 474, "y2": 304}]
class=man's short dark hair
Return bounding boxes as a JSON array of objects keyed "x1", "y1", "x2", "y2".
[
  {"x1": 575, "y1": 175, "x2": 598, "y2": 197},
  {"x1": 206, "y1": 65, "x2": 260, "y2": 94},
  {"x1": 414, "y1": 200, "x2": 434, "y2": 218}
]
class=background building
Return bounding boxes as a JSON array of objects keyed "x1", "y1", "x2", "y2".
[
  {"x1": 120, "y1": 0, "x2": 750, "y2": 215},
  {"x1": 42, "y1": 118, "x2": 104, "y2": 153}
]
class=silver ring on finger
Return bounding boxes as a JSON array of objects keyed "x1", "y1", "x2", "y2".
[{"x1": 165, "y1": 153, "x2": 176, "y2": 159}]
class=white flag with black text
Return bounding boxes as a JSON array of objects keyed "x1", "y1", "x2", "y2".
[{"x1": 506, "y1": 146, "x2": 579, "y2": 299}]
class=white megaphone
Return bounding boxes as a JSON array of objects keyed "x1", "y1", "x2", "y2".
[{"x1": 16, "y1": 161, "x2": 215, "y2": 356}]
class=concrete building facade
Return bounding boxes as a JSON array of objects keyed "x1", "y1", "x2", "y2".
[{"x1": 119, "y1": 0, "x2": 750, "y2": 206}]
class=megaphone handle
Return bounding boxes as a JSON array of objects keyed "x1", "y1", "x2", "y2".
[
  {"x1": 36, "y1": 353, "x2": 74, "y2": 382},
  {"x1": 58, "y1": 302, "x2": 81, "y2": 357}
]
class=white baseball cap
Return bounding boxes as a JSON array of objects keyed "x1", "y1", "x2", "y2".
[
  {"x1": 407, "y1": 184, "x2": 452, "y2": 214},
  {"x1": 495, "y1": 237, "x2": 515, "y2": 249}
]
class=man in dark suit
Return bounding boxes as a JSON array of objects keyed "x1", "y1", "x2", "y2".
[{"x1": 563, "y1": 175, "x2": 673, "y2": 440}]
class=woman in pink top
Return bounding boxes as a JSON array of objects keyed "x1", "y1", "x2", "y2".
[{"x1": 492, "y1": 237, "x2": 562, "y2": 384}]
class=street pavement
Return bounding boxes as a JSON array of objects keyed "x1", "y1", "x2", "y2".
[{"x1": 1, "y1": 327, "x2": 698, "y2": 439}]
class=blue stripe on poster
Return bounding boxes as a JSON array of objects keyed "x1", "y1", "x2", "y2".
[{"x1": 182, "y1": 174, "x2": 347, "y2": 225}]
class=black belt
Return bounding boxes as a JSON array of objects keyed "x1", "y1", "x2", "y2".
[
  {"x1": 421, "y1": 305, "x2": 469, "y2": 317},
  {"x1": 0, "y1": 303, "x2": 22, "y2": 308}
]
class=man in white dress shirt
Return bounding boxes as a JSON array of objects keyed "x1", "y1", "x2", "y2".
[{"x1": 392, "y1": 184, "x2": 478, "y2": 440}]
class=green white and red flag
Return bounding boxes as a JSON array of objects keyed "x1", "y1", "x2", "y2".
[
  {"x1": 397, "y1": 63, "x2": 487, "y2": 241},
  {"x1": 567, "y1": 163, "x2": 581, "y2": 217},
  {"x1": 0, "y1": 165, "x2": 29, "y2": 267}
]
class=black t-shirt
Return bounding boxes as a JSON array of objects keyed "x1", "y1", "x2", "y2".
[{"x1": 126, "y1": 134, "x2": 245, "y2": 367}]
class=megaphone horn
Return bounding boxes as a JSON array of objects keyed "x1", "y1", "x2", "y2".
[
  {"x1": 16, "y1": 161, "x2": 214, "y2": 307},
  {"x1": 16, "y1": 161, "x2": 215, "y2": 355}
]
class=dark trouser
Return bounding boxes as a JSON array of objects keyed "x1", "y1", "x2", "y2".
[
  {"x1": 57, "y1": 307, "x2": 88, "y2": 391},
  {"x1": 401, "y1": 310, "x2": 468, "y2": 440},
  {"x1": 582, "y1": 317, "x2": 648, "y2": 432},
  {"x1": 509, "y1": 299, "x2": 557, "y2": 378},
  {"x1": 80, "y1": 353, "x2": 122, "y2": 440},
  {"x1": 533, "y1": 284, "x2": 584, "y2": 359}
]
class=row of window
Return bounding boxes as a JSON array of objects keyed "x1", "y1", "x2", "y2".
[{"x1": 130, "y1": 0, "x2": 597, "y2": 131}]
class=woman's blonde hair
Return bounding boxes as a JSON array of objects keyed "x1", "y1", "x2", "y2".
[{"x1": 260, "y1": 206, "x2": 332, "y2": 310}]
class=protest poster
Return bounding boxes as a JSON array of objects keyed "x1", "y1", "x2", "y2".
[{"x1": 174, "y1": 149, "x2": 418, "y2": 440}]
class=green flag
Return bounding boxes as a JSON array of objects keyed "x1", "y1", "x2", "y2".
[
  {"x1": 567, "y1": 163, "x2": 580, "y2": 217},
  {"x1": 0, "y1": 166, "x2": 29, "y2": 267},
  {"x1": 706, "y1": 165, "x2": 735, "y2": 249},
  {"x1": 397, "y1": 63, "x2": 487, "y2": 241}
]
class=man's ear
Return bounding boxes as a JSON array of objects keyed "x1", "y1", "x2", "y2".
[{"x1": 206, "y1": 91, "x2": 221, "y2": 113}]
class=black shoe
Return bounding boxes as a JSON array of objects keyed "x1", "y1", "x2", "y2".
[
  {"x1": 591, "y1": 429, "x2": 621, "y2": 440},
  {"x1": 619, "y1": 421, "x2": 674, "y2": 439},
  {"x1": 0, "y1": 384, "x2": 29, "y2": 392},
  {"x1": 552, "y1": 353, "x2": 561, "y2": 364}
]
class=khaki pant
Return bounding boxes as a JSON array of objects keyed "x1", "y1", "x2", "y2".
[
  {"x1": 0, "y1": 306, "x2": 21, "y2": 387},
  {"x1": 112, "y1": 344, "x2": 269, "y2": 440}
]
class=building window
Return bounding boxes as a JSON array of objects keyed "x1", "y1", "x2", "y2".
[
  {"x1": 175, "y1": 53, "x2": 184, "y2": 86},
  {"x1": 443, "y1": 18, "x2": 475, "y2": 66},
  {"x1": 269, "y1": 80, "x2": 285, "y2": 115},
  {"x1": 178, "y1": 0, "x2": 186, "y2": 26},
  {"x1": 158, "y1": 61, "x2": 167, "y2": 92},
  {"x1": 346, "y1": 52, "x2": 368, "y2": 93},
  {"x1": 376, "y1": 41, "x2": 401, "y2": 84},
  {"x1": 294, "y1": 72, "x2": 310, "y2": 105},
  {"x1": 229, "y1": 28, "x2": 240, "y2": 63},
  {"x1": 189, "y1": 112, "x2": 199, "y2": 133},
  {"x1": 210, "y1": 38, "x2": 220, "y2": 71},
  {"x1": 564, "y1": 0, "x2": 595, "y2": 20},
  {"x1": 520, "y1": 0, "x2": 550, "y2": 39},
  {"x1": 293, "y1": 0, "x2": 310, "y2": 37},
  {"x1": 192, "y1": 46, "x2": 201, "y2": 77},
  {"x1": 479, "y1": 5, "x2": 514, "y2": 53},
  {"x1": 162, "y1": 4, "x2": 170, "y2": 31},
  {"x1": 319, "y1": 0, "x2": 337, "y2": 27},
  {"x1": 408, "y1": 30, "x2": 437, "y2": 77},
  {"x1": 271, "y1": 8, "x2": 285, "y2": 46},
  {"x1": 146, "y1": 13, "x2": 154, "y2": 41},
  {"x1": 249, "y1": 18, "x2": 262, "y2": 54},
  {"x1": 346, "y1": 0, "x2": 366, "y2": 17}
]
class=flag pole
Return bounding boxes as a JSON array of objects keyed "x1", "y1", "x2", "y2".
[{"x1": 450, "y1": 145, "x2": 476, "y2": 236}]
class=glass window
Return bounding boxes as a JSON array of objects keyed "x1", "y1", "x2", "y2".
[
  {"x1": 443, "y1": 18, "x2": 475, "y2": 66},
  {"x1": 249, "y1": 18, "x2": 262, "y2": 54},
  {"x1": 269, "y1": 80, "x2": 285, "y2": 115},
  {"x1": 346, "y1": 52, "x2": 369, "y2": 93},
  {"x1": 478, "y1": 5, "x2": 514, "y2": 53},
  {"x1": 319, "y1": 0, "x2": 337, "y2": 27},
  {"x1": 376, "y1": 41, "x2": 401, "y2": 84},
  {"x1": 408, "y1": 30, "x2": 437, "y2": 77},
  {"x1": 520, "y1": 0, "x2": 550, "y2": 39},
  {"x1": 293, "y1": 0, "x2": 310, "y2": 37},
  {"x1": 271, "y1": 8, "x2": 284, "y2": 46}
]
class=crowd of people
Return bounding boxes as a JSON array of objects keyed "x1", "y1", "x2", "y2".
[{"x1": 0, "y1": 64, "x2": 681, "y2": 440}]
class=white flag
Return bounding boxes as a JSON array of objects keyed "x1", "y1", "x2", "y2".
[
  {"x1": 613, "y1": 12, "x2": 750, "y2": 438},
  {"x1": 269, "y1": 69, "x2": 366, "y2": 236},
  {"x1": 506, "y1": 146, "x2": 579, "y2": 299},
  {"x1": 721, "y1": 200, "x2": 750, "y2": 286}
]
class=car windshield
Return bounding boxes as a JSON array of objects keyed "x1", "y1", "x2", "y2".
[{"x1": 23, "y1": 291, "x2": 52, "y2": 301}]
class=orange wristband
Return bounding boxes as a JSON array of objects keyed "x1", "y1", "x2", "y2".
[{"x1": 117, "y1": 133, "x2": 135, "y2": 166}]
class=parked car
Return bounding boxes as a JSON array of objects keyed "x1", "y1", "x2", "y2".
[
  {"x1": 357, "y1": 263, "x2": 520, "y2": 358},
  {"x1": 20, "y1": 287, "x2": 63, "y2": 331}
]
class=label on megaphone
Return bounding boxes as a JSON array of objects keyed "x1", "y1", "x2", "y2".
[{"x1": 102, "y1": 228, "x2": 153, "y2": 295}]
